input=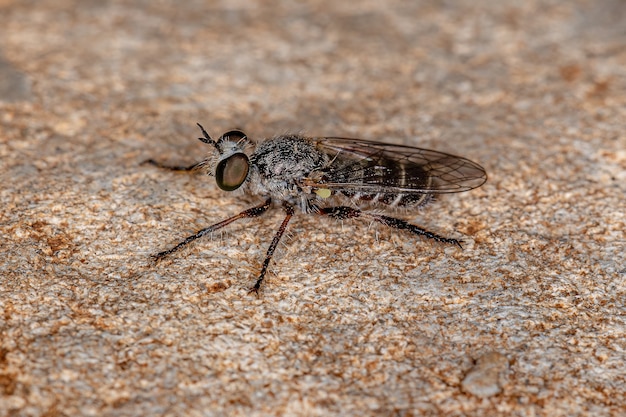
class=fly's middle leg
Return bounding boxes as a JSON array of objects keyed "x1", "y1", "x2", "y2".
[{"x1": 249, "y1": 202, "x2": 295, "y2": 295}]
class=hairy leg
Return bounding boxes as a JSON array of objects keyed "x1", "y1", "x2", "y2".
[
  {"x1": 317, "y1": 206, "x2": 462, "y2": 248},
  {"x1": 142, "y1": 159, "x2": 203, "y2": 172},
  {"x1": 249, "y1": 202, "x2": 295, "y2": 295},
  {"x1": 153, "y1": 198, "x2": 273, "y2": 260}
]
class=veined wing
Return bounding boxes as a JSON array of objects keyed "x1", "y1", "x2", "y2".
[{"x1": 304, "y1": 137, "x2": 487, "y2": 194}]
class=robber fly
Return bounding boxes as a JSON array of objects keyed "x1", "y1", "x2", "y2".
[{"x1": 145, "y1": 123, "x2": 487, "y2": 294}]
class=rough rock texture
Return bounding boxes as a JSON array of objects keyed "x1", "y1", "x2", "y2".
[{"x1": 1, "y1": 1, "x2": 624, "y2": 416}]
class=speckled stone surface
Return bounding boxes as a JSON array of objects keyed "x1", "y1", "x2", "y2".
[{"x1": 1, "y1": 1, "x2": 624, "y2": 416}]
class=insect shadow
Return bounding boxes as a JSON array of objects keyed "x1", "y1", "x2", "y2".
[{"x1": 144, "y1": 123, "x2": 487, "y2": 294}]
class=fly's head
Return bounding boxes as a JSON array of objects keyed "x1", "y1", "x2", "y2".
[{"x1": 197, "y1": 123, "x2": 254, "y2": 192}]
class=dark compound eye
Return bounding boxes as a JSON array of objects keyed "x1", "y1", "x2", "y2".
[
  {"x1": 218, "y1": 130, "x2": 247, "y2": 143},
  {"x1": 216, "y1": 153, "x2": 250, "y2": 191}
]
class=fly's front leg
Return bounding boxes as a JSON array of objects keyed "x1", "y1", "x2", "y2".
[
  {"x1": 153, "y1": 198, "x2": 272, "y2": 261},
  {"x1": 142, "y1": 159, "x2": 203, "y2": 172},
  {"x1": 249, "y1": 202, "x2": 295, "y2": 295},
  {"x1": 317, "y1": 206, "x2": 462, "y2": 248}
]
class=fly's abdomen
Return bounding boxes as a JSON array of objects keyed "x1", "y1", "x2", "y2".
[
  {"x1": 333, "y1": 157, "x2": 433, "y2": 208},
  {"x1": 340, "y1": 190, "x2": 431, "y2": 208}
]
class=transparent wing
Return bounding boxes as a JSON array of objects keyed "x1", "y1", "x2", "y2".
[{"x1": 305, "y1": 137, "x2": 487, "y2": 194}]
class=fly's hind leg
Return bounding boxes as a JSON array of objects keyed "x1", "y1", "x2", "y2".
[{"x1": 316, "y1": 206, "x2": 463, "y2": 248}]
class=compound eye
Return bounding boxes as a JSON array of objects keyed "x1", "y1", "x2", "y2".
[
  {"x1": 219, "y1": 130, "x2": 247, "y2": 143},
  {"x1": 216, "y1": 153, "x2": 249, "y2": 191}
]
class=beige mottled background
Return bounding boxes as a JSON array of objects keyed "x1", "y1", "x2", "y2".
[{"x1": 1, "y1": 1, "x2": 625, "y2": 416}]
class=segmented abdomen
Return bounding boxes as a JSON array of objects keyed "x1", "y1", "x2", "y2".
[{"x1": 340, "y1": 190, "x2": 432, "y2": 208}]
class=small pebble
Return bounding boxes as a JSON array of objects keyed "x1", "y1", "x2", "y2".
[{"x1": 461, "y1": 351, "x2": 509, "y2": 397}]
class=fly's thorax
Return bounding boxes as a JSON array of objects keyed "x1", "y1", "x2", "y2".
[
  {"x1": 251, "y1": 135, "x2": 329, "y2": 179},
  {"x1": 247, "y1": 135, "x2": 330, "y2": 198}
]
